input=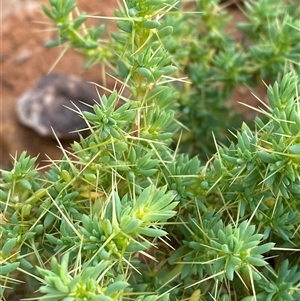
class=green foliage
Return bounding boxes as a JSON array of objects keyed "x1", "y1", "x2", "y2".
[
  {"x1": 37, "y1": 254, "x2": 130, "y2": 301},
  {"x1": 166, "y1": 0, "x2": 300, "y2": 156},
  {"x1": 1, "y1": 0, "x2": 300, "y2": 300}
]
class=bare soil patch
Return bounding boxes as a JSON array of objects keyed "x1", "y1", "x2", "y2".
[{"x1": 1, "y1": 0, "x2": 118, "y2": 168}]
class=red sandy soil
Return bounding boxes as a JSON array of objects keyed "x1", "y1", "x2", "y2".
[{"x1": 1, "y1": 0, "x2": 119, "y2": 169}]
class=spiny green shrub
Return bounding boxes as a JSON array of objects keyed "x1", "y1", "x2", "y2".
[
  {"x1": 0, "y1": 0, "x2": 299, "y2": 300},
  {"x1": 43, "y1": 0, "x2": 300, "y2": 157}
]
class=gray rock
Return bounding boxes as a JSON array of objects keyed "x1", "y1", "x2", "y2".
[{"x1": 17, "y1": 73, "x2": 98, "y2": 139}]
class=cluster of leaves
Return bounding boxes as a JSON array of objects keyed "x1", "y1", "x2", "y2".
[
  {"x1": 166, "y1": 0, "x2": 300, "y2": 156},
  {"x1": 1, "y1": 0, "x2": 300, "y2": 301},
  {"x1": 42, "y1": 0, "x2": 110, "y2": 68}
]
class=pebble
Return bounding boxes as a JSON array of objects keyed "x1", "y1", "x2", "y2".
[{"x1": 17, "y1": 73, "x2": 98, "y2": 139}]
